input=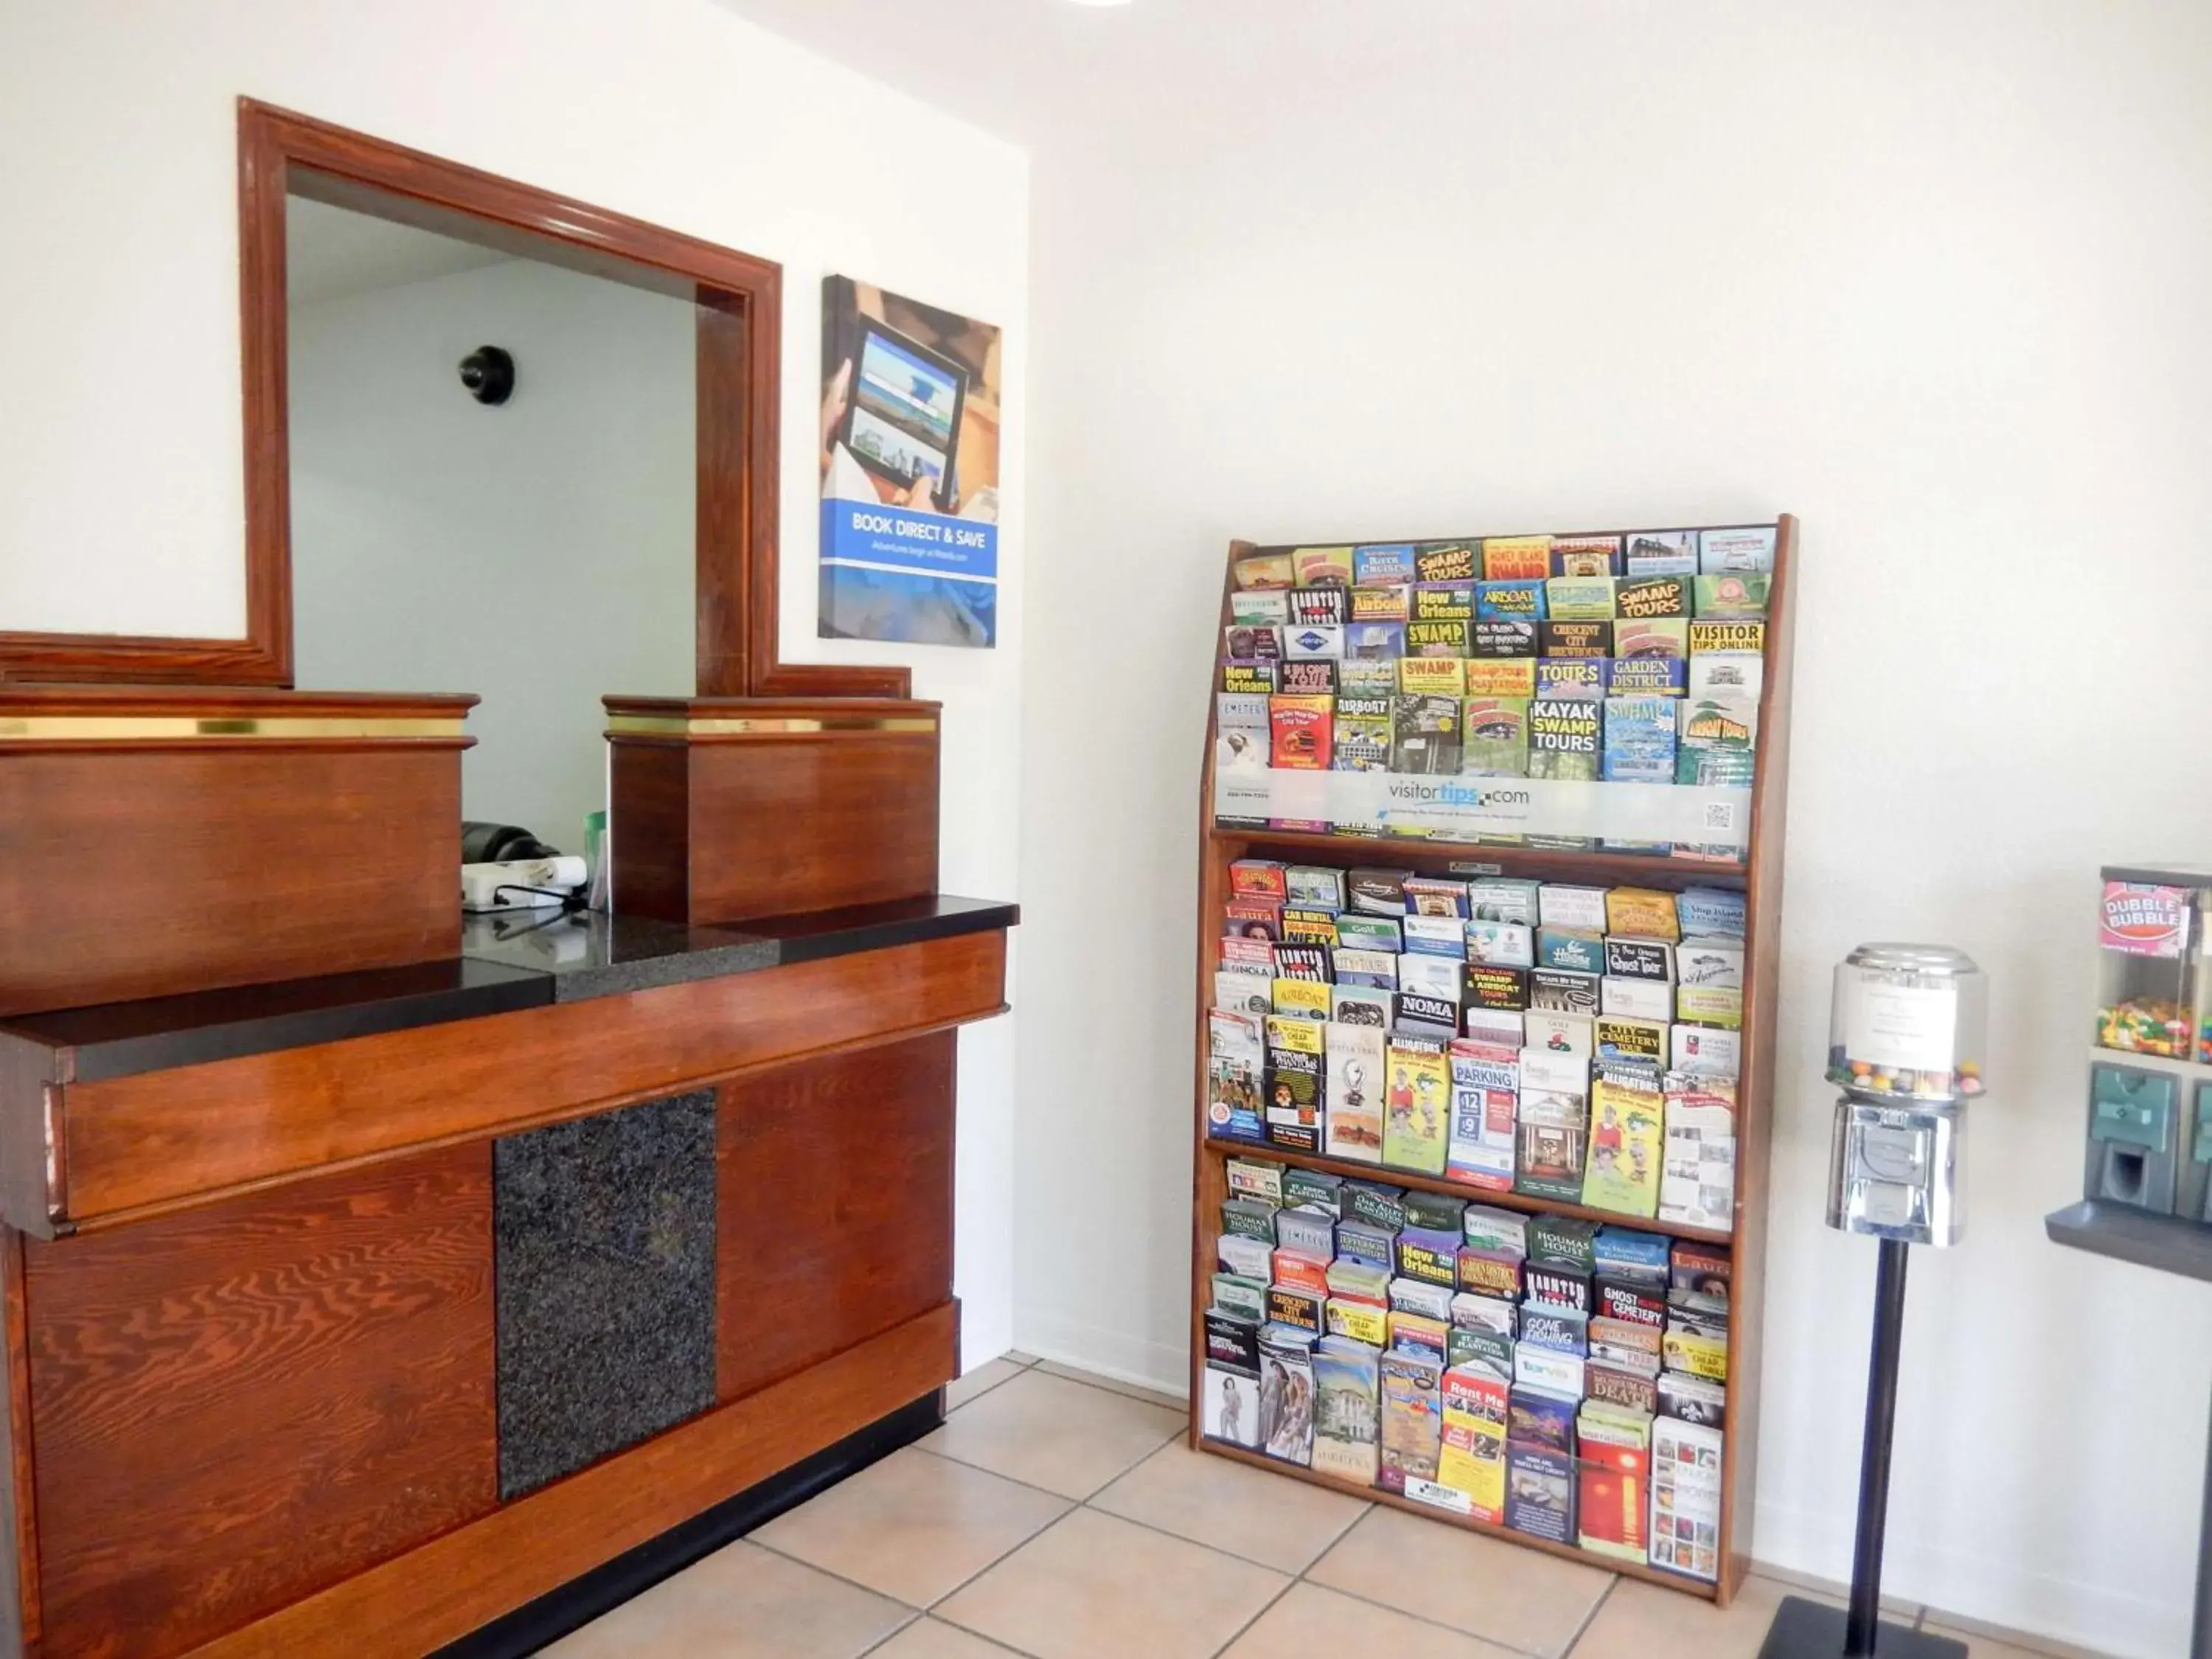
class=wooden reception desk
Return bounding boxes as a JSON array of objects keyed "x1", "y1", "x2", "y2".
[{"x1": 0, "y1": 687, "x2": 1013, "y2": 1659}]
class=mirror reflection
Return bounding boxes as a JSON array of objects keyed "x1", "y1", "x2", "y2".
[{"x1": 285, "y1": 184, "x2": 697, "y2": 857}]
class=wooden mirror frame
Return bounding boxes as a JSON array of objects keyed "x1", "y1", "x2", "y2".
[{"x1": 0, "y1": 99, "x2": 907, "y2": 700}]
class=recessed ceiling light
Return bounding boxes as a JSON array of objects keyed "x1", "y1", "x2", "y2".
[{"x1": 1065, "y1": 0, "x2": 1133, "y2": 7}]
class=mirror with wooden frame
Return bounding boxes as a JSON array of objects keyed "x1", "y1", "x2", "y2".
[{"x1": 0, "y1": 100, "x2": 908, "y2": 712}]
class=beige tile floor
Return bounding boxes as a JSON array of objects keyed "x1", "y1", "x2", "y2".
[{"x1": 542, "y1": 1353, "x2": 2110, "y2": 1659}]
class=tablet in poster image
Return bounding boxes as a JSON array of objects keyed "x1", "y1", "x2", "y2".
[{"x1": 818, "y1": 274, "x2": 1002, "y2": 647}]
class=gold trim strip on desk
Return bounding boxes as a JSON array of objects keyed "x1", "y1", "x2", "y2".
[
  {"x1": 0, "y1": 717, "x2": 467, "y2": 742},
  {"x1": 607, "y1": 715, "x2": 939, "y2": 735}
]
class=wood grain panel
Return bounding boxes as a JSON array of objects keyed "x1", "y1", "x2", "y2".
[
  {"x1": 1719, "y1": 511, "x2": 1797, "y2": 1601},
  {"x1": 688, "y1": 731, "x2": 939, "y2": 922},
  {"x1": 58, "y1": 931, "x2": 1007, "y2": 1226},
  {"x1": 1187, "y1": 540, "x2": 1250, "y2": 1443},
  {"x1": 717, "y1": 1034, "x2": 955, "y2": 1399},
  {"x1": 606, "y1": 740, "x2": 692, "y2": 925},
  {"x1": 0, "y1": 634, "x2": 285, "y2": 689},
  {"x1": 695, "y1": 294, "x2": 754, "y2": 699},
  {"x1": 26, "y1": 1148, "x2": 496, "y2": 1659},
  {"x1": 0, "y1": 746, "x2": 462, "y2": 1017},
  {"x1": 0, "y1": 1233, "x2": 39, "y2": 1659},
  {"x1": 606, "y1": 699, "x2": 941, "y2": 925},
  {"x1": 184, "y1": 1301, "x2": 956, "y2": 1659}
]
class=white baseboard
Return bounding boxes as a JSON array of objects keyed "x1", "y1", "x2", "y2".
[
  {"x1": 1753, "y1": 1496, "x2": 2176, "y2": 1659},
  {"x1": 1010, "y1": 1307, "x2": 1189, "y2": 1401}
]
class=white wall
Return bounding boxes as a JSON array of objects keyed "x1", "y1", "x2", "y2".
[
  {"x1": 985, "y1": 3, "x2": 2209, "y2": 1655},
  {"x1": 0, "y1": 0, "x2": 1029, "y2": 1368},
  {"x1": 291, "y1": 249, "x2": 697, "y2": 844}
]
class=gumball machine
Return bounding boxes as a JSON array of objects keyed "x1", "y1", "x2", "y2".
[
  {"x1": 1824, "y1": 944, "x2": 1988, "y2": 1246},
  {"x1": 1762, "y1": 944, "x2": 1987, "y2": 1659}
]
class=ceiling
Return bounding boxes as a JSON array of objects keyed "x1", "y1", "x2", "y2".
[
  {"x1": 710, "y1": 0, "x2": 1559, "y2": 164},
  {"x1": 285, "y1": 196, "x2": 512, "y2": 307},
  {"x1": 709, "y1": 0, "x2": 1108, "y2": 142}
]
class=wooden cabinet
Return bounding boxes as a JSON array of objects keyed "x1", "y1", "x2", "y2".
[{"x1": 0, "y1": 915, "x2": 1011, "y2": 1658}]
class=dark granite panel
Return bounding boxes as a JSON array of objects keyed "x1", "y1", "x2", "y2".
[
  {"x1": 742, "y1": 894, "x2": 1021, "y2": 966},
  {"x1": 495, "y1": 1092, "x2": 717, "y2": 1499},
  {"x1": 1, "y1": 957, "x2": 551, "y2": 1082},
  {"x1": 459, "y1": 911, "x2": 776, "y2": 1002}
]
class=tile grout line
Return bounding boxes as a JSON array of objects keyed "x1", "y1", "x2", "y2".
[
  {"x1": 746, "y1": 1455, "x2": 1093, "y2": 1628},
  {"x1": 873, "y1": 1427, "x2": 1344, "y2": 1644},
  {"x1": 928, "y1": 1502, "x2": 1231, "y2": 1658},
  {"x1": 920, "y1": 1498, "x2": 1095, "y2": 1616},
  {"x1": 1287, "y1": 1570, "x2": 1556, "y2": 1658},
  {"x1": 1560, "y1": 1575, "x2": 1618, "y2": 1656},
  {"x1": 909, "y1": 1423, "x2": 1186, "y2": 1506},
  {"x1": 742, "y1": 1537, "x2": 947, "y2": 1622},
  {"x1": 967, "y1": 1366, "x2": 2076, "y2": 1657},
  {"x1": 1202, "y1": 1568, "x2": 1303, "y2": 1659},
  {"x1": 833, "y1": 1363, "x2": 1922, "y2": 1659},
  {"x1": 846, "y1": 1607, "x2": 928, "y2": 1659},
  {"x1": 925, "y1": 1402, "x2": 1384, "y2": 1582},
  {"x1": 927, "y1": 1385, "x2": 1557, "y2": 1659},
  {"x1": 1028, "y1": 1360, "x2": 1192, "y2": 1413},
  {"x1": 1286, "y1": 1497, "x2": 1377, "y2": 1576},
  {"x1": 1033, "y1": 1360, "x2": 1189, "y2": 1413},
  {"x1": 944, "y1": 1366, "x2": 1026, "y2": 1414},
  {"x1": 880, "y1": 1607, "x2": 1041, "y2": 1659},
  {"x1": 1077, "y1": 1444, "x2": 1374, "y2": 1579}
]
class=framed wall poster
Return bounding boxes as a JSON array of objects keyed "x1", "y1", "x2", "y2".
[{"x1": 819, "y1": 276, "x2": 1002, "y2": 647}]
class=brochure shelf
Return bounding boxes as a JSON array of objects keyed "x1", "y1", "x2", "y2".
[
  {"x1": 1187, "y1": 518, "x2": 1798, "y2": 1606},
  {"x1": 1200, "y1": 1437, "x2": 1723, "y2": 1598},
  {"x1": 1200, "y1": 1138, "x2": 1736, "y2": 1247}
]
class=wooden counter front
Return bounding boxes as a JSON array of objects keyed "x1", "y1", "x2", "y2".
[
  {"x1": 0, "y1": 919, "x2": 1012, "y2": 1659},
  {"x1": 38, "y1": 929, "x2": 1004, "y2": 1234}
]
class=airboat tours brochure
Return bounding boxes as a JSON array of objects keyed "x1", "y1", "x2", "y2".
[{"x1": 1214, "y1": 526, "x2": 1776, "y2": 855}]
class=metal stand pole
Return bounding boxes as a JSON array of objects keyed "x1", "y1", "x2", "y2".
[
  {"x1": 2196, "y1": 1378, "x2": 2212, "y2": 1659},
  {"x1": 1846, "y1": 1239, "x2": 1911, "y2": 1652},
  {"x1": 1756, "y1": 1234, "x2": 1963, "y2": 1659}
]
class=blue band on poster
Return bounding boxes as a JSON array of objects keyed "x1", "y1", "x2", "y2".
[{"x1": 821, "y1": 497, "x2": 998, "y2": 581}]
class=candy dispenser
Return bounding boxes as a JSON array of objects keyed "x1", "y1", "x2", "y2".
[
  {"x1": 2095, "y1": 866, "x2": 2212, "y2": 1062},
  {"x1": 1762, "y1": 944, "x2": 1989, "y2": 1659},
  {"x1": 1826, "y1": 944, "x2": 1989, "y2": 1107}
]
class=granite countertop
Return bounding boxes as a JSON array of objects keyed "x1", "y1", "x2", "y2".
[{"x1": 0, "y1": 894, "x2": 1018, "y2": 1082}]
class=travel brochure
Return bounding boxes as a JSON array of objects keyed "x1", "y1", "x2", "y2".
[{"x1": 1215, "y1": 527, "x2": 1776, "y2": 857}]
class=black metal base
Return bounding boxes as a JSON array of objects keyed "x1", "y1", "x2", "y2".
[
  {"x1": 431, "y1": 1390, "x2": 945, "y2": 1659},
  {"x1": 1757, "y1": 1595, "x2": 1968, "y2": 1659}
]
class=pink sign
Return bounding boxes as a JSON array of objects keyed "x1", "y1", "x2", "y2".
[{"x1": 2101, "y1": 883, "x2": 2191, "y2": 958}]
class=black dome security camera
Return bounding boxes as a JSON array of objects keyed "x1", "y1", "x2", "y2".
[{"x1": 458, "y1": 345, "x2": 515, "y2": 406}]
